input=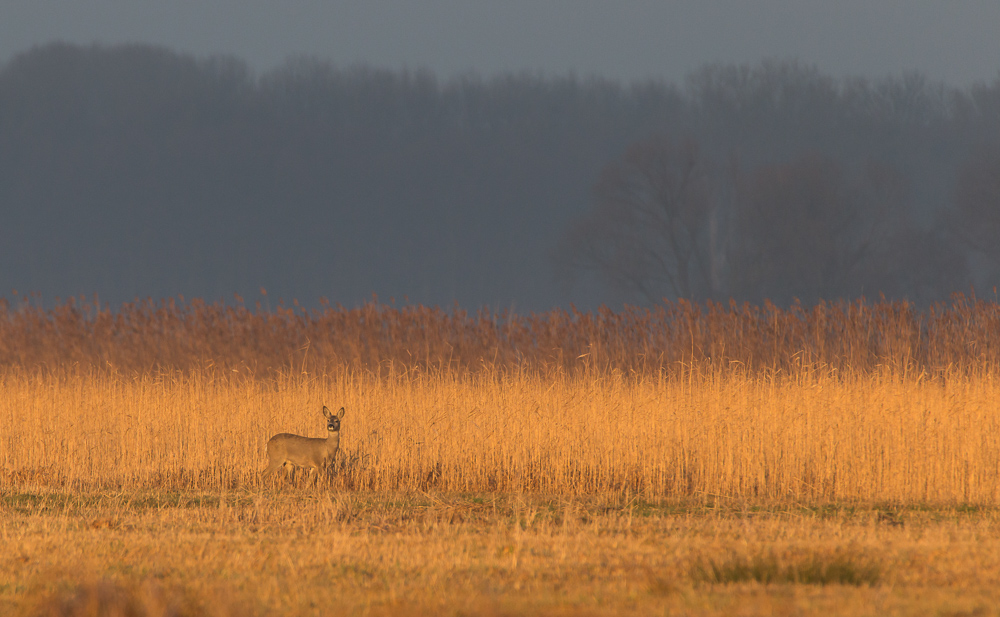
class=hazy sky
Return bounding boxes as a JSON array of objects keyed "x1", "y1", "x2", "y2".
[{"x1": 2, "y1": 1, "x2": 999, "y2": 86}]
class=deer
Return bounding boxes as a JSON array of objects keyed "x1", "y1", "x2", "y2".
[{"x1": 263, "y1": 406, "x2": 345, "y2": 483}]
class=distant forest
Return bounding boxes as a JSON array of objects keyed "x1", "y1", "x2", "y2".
[{"x1": 2, "y1": 43, "x2": 999, "y2": 310}]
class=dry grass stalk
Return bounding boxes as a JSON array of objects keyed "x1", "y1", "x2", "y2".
[
  {"x1": 2, "y1": 368, "x2": 998, "y2": 503},
  {"x1": 1, "y1": 295, "x2": 999, "y2": 376}
]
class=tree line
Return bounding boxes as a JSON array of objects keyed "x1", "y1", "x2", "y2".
[{"x1": 1, "y1": 44, "x2": 998, "y2": 309}]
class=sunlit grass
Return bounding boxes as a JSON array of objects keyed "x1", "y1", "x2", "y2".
[
  {"x1": 7, "y1": 491, "x2": 1000, "y2": 616},
  {"x1": 3, "y1": 368, "x2": 1000, "y2": 503}
]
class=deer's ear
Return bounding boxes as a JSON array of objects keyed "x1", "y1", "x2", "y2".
[
  {"x1": 337, "y1": 407, "x2": 346, "y2": 419},
  {"x1": 323, "y1": 406, "x2": 333, "y2": 418}
]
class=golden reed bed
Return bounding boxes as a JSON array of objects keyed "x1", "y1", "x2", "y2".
[
  {"x1": 2, "y1": 295, "x2": 1000, "y2": 503},
  {"x1": 2, "y1": 368, "x2": 999, "y2": 502}
]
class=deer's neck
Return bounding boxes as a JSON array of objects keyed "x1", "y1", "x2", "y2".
[{"x1": 326, "y1": 431, "x2": 341, "y2": 451}]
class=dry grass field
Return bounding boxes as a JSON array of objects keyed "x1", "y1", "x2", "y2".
[
  {"x1": 7, "y1": 492, "x2": 1000, "y2": 616},
  {"x1": 3, "y1": 296, "x2": 1000, "y2": 615}
]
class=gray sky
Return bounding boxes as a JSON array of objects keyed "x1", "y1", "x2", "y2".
[{"x1": 2, "y1": 1, "x2": 1000, "y2": 86}]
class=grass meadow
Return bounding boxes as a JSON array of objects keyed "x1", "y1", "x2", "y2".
[{"x1": 3, "y1": 295, "x2": 1000, "y2": 615}]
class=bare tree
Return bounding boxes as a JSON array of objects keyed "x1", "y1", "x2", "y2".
[
  {"x1": 729, "y1": 153, "x2": 906, "y2": 305},
  {"x1": 558, "y1": 136, "x2": 723, "y2": 302},
  {"x1": 871, "y1": 221, "x2": 970, "y2": 304},
  {"x1": 954, "y1": 144, "x2": 1000, "y2": 262}
]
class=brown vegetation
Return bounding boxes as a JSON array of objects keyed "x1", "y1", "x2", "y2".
[{"x1": 2, "y1": 294, "x2": 1000, "y2": 376}]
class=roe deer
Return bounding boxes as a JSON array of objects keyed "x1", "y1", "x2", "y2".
[{"x1": 263, "y1": 406, "x2": 345, "y2": 481}]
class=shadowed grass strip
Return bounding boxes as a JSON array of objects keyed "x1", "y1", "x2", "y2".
[
  {"x1": 21, "y1": 579, "x2": 255, "y2": 617},
  {"x1": 690, "y1": 551, "x2": 883, "y2": 586}
]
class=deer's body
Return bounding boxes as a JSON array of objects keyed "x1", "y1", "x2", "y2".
[{"x1": 263, "y1": 406, "x2": 345, "y2": 480}]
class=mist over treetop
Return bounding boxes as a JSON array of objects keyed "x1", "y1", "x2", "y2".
[{"x1": 1, "y1": 43, "x2": 997, "y2": 309}]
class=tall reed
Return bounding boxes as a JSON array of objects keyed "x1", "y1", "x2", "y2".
[
  {"x1": 1, "y1": 294, "x2": 999, "y2": 376},
  {"x1": 3, "y1": 367, "x2": 999, "y2": 503}
]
